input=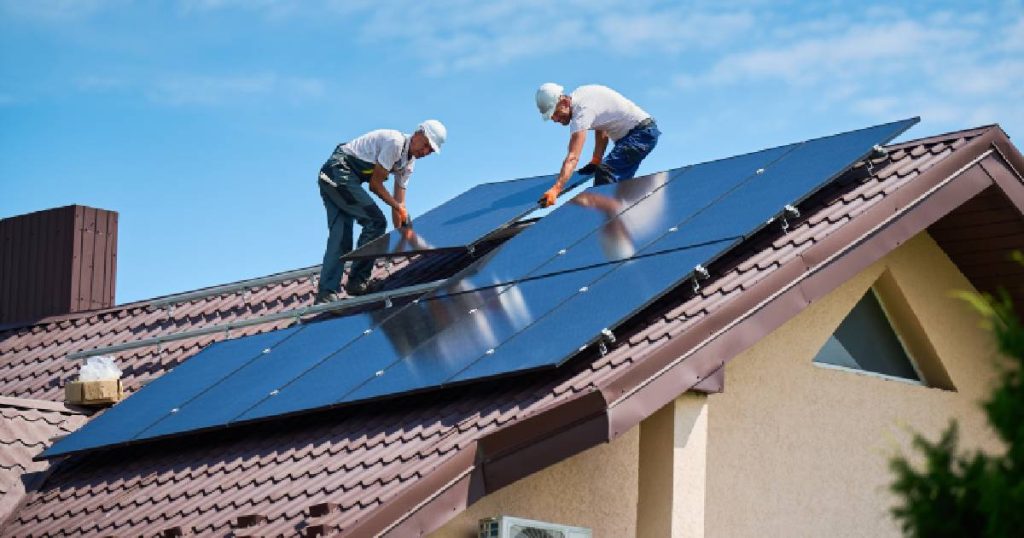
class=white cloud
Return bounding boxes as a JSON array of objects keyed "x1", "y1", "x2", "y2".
[
  {"x1": 672, "y1": 7, "x2": 1024, "y2": 130},
  {"x1": 330, "y1": 0, "x2": 755, "y2": 74},
  {"x1": 147, "y1": 74, "x2": 326, "y2": 106}
]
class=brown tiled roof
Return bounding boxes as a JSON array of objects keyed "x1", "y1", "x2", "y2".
[
  {"x1": 2, "y1": 125, "x2": 1022, "y2": 536},
  {"x1": 0, "y1": 397, "x2": 87, "y2": 526}
]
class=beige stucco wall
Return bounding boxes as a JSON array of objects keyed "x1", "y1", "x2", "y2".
[
  {"x1": 704, "y1": 232, "x2": 1003, "y2": 537},
  {"x1": 429, "y1": 425, "x2": 640, "y2": 538}
]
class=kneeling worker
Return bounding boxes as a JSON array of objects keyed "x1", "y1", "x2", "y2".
[
  {"x1": 535, "y1": 83, "x2": 660, "y2": 207},
  {"x1": 315, "y1": 120, "x2": 446, "y2": 304}
]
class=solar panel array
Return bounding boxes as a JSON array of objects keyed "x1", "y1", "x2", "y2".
[
  {"x1": 44, "y1": 118, "x2": 918, "y2": 459},
  {"x1": 342, "y1": 173, "x2": 589, "y2": 260}
]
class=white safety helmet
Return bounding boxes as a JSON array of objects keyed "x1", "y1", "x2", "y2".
[
  {"x1": 535, "y1": 82, "x2": 564, "y2": 121},
  {"x1": 418, "y1": 119, "x2": 447, "y2": 153}
]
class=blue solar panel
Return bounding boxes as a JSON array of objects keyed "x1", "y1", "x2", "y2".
[
  {"x1": 41, "y1": 328, "x2": 300, "y2": 457},
  {"x1": 43, "y1": 118, "x2": 917, "y2": 459},
  {"x1": 136, "y1": 315, "x2": 374, "y2": 439},
  {"x1": 343, "y1": 173, "x2": 587, "y2": 260},
  {"x1": 449, "y1": 241, "x2": 734, "y2": 382}
]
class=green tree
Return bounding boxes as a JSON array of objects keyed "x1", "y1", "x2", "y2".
[{"x1": 889, "y1": 252, "x2": 1024, "y2": 537}]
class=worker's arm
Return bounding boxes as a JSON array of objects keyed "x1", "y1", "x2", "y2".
[
  {"x1": 367, "y1": 164, "x2": 409, "y2": 226},
  {"x1": 590, "y1": 129, "x2": 609, "y2": 165},
  {"x1": 391, "y1": 182, "x2": 408, "y2": 230},
  {"x1": 539, "y1": 130, "x2": 588, "y2": 207},
  {"x1": 577, "y1": 129, "x2": 608, "y2": 175}
]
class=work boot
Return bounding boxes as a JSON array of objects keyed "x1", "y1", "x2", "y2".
[
  {"x1": 344, "y1": 280, "x2": 371, "y2": 297},
  {"x1": 313, "y1": 291, "x2": 343, "y2": 305}
]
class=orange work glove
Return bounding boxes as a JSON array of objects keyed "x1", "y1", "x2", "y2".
[{"x1": 539, "y1": 186, "x2": 560, "y2": 208}]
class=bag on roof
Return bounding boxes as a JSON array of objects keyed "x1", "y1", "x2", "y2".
[{"x1": 78, "y1": 355, "x2": 122, "y2": 381}]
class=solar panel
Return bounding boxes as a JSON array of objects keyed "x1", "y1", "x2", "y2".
[
  {"x1": 341, "y1": 173, "x2": 587, "y2": 260},
  {"x1": 42, "y1": 328, "x2": 301, "y2": 456},
  {"x1": 43, "y1": 117, "x2": 917, "y2": 459}
]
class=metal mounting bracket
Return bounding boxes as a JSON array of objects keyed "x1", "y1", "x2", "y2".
[
  {"x1": 691, "y1": 264, "x2": 710, "y2": 293},
  {"x1": 779, "y1": 204, "x2": 801, "y2": 232}
]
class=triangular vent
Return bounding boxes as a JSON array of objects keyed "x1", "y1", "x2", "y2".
[{"x1": 813, "y1": 289, "x2": 921, "y2": 382}]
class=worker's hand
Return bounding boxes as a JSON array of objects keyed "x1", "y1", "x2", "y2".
[
  {"x1": 539, "y1": 187, "x2": 560, "y2": 208},
  {"x1": 393, "y1": 205, "x2": 409, "y2": 229},
  {"x1": 577, "y1": 162, "x2": 599, "y2": 175}
]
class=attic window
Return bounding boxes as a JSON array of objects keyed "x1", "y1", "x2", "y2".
[{"x1": 813, "y1": 288, "x2": 922, "y2": 384}]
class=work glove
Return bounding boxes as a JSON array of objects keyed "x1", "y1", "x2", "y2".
[
  {"x1": 577, "y1": 162, "x2": 599, "y2": 175},
  {"x1": 539, "y1": 187, "x2": 560, "y2": 208},
  {"x1": 393, "y1": 205, "x2": 410, "y2": 229}
]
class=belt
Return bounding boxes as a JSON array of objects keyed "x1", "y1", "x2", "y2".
[{"x1": 637, "y1": 117, "x2": 655, "y2": 128}]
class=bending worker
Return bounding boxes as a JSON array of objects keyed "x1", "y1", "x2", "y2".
[
  {"x1": 315, "y1": 120, "x2": 446, "y2": 304},
  {"x1": 535, "y1": 83, "x2": 660, "y2": 207}
]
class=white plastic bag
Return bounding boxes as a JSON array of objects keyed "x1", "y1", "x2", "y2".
[{"x1": 78, "y1": 355, "x2": 122, "y2": 381}]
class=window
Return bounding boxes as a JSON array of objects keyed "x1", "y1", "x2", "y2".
[{"x1": 813, "y1": 288, "x2": 922, "y2": 383}]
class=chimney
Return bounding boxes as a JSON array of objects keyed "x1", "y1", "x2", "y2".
[{"x1": 0, "y1": 205, "x2": 118, "y2": 324}]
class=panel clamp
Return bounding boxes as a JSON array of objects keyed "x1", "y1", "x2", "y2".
[
  {"x1": 867, "y1": 144, "x2": 890, "y2": 174},
  {"x1": 691, "y1": 264, "x2": 711, "y2": 293},
  {"x1": 779, "y1": 204, "x2": 800, "y2": 233},
  {"x1": 598, "y1": 327, "x2": 617, "y2": 356}
]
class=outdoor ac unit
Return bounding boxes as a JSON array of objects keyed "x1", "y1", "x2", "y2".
[{"x1": 478, "y1": 515, "x2": 592, "y2": 538}]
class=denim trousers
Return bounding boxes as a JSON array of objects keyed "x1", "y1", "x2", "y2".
[
  {"x1": 317, "y1": 154, "x2": 386, "y2": 295},
  {"x1": 594, "y1": 120, "x2": 661, "y2": 186}
]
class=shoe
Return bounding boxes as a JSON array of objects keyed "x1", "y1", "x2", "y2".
[
  {"x1": 313, "y1": 291, "x2": 343, "y2": 305},
  {"x1": 344, "y1": 280, "x2": 371, "y2": 297}
]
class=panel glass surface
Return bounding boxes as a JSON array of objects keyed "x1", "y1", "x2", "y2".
[
  {"x1": 450, "y1": 240, "x2": 734, "y2": 382},
  {"x1": 239, "y1": 265, "x2": 607, "y2": 421},
  {"x1": 634, "y1": 118, "x2": 919, "y2": 257},
  {"x1": 43, "y1": 328, "x2": 301, "y2": 458},
  {"x1": 446, "y1": 143, "x2": 798, "y2": 294},
  {"x1": 344, "y1": 173, "x2": 564, "y2": 260},
  {"x1": 136, "y1": 314, "x2": 376, "y2": 440}
]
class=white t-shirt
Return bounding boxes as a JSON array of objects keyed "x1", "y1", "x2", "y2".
[
  {"x1": 568, "y1": 85, "x2": 650, "y2": 142},
  {"x1": 341, "y1": 129, "x2": 416, "y2": 189}
]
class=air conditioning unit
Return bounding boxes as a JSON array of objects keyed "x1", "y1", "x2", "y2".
[{"x1": 478, "y1": 515, "x2": 592, "y2": 538}]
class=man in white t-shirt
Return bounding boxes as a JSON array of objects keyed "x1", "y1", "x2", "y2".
[
  {"x1": 315, "y1": 120, "x2": 446, "y2": 304},
  {"x1": 534, "y1": 83, "x2": 660, "y2": 207}
]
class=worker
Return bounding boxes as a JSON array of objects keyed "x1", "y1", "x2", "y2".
[
  {"x1": 534, "y1": 83, "x2": 660, "y2": 207},
  {"x1": 315, "y1": 120, "x2": 447, "y2": 304}
]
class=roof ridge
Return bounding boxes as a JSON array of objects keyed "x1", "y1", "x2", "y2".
[{"x1": 886, "y1": 124, "x2": 997, "y2": 149}]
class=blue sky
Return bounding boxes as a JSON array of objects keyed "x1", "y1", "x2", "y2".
[{"x1": 2, "y1": 0, "x2": 1022, "y2": 304}]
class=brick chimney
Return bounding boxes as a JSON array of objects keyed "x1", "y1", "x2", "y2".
[{"x1": 0, "y1": 205, "x2": 118, "y2": 324}]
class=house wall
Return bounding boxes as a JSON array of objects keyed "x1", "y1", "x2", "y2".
[
  {"x1": 429, "y1": 426, "x2": 640, "y2": 537},
  {"x1": 704, "y1": 232, "x2": 1004, "y2": 537}
]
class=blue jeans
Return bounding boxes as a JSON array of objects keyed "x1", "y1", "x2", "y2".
[
  {"x1": 595, "y1": 120, "x2": 661, "y2": 185},
  {"x1": 317, "y1": 153, "x2": 386, "y2": 295}
]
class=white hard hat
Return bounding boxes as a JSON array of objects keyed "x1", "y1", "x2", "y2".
[
  {"x1": 418, "y1": 119, "x2": 447, "y2": 153},
  {"x1": 535, "y1": 82, "x2": 564, "y2": 121}
]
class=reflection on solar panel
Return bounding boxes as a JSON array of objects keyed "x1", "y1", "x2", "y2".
[
  {"x1": 342, "y1": 173, "x2": 587, "y2": 260},
  {"x1": 43, "y1": 117, "x2": 917, "y2": 459}
]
